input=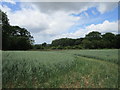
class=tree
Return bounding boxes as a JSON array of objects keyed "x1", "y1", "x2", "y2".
[
  {"x1": 83, "y1": 31, "x2": 102, "y2": 49},
  {"x1": 1, "y1": 10, "x2": 34, "y2": 50},
  {"x1": 52, "y1": 38, "x2": 75, "y2": 47},
  {"x1": 115, "y1": 34, "x2": 120, "y2": 48},
  {"x1": 42, "y1": 42, "x2": 47, "y2": 47},
  {"x1": 74, "y1": 38, "x2": 84, "y2": 45},
  {"x1": 102, "y1": 32, "x2": 116, "y2": 48},
  {"x1": 50, "y1": 31, "x2": 119, "y2": 49},
  {"x1": 85, "y1": 31, "x2": 102, "y2": 40},
  {"x1": 1, "y1": 10, "x2": 11, "y2": 50},
  {"x1": 1, "y1": 10, "x2": 9, "y2": 26},
  {"x1": 82, "y1": 39, "x2": 93, "y2": 49},
  {"x1": 102, "y1": 32, "x2": 115, "y2": 41}
]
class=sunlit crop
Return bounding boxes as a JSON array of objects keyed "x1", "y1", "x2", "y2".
[{"x1": 2, "y1": 49, "x2": 118, "y2": 88}]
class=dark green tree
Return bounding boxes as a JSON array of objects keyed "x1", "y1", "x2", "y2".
[
  {"x1": 74, "y1": 38, "x2": 84, "y2": 45},
  {"x1": 1, "y1": 10, "x2": 11, "y2": 50},
  {"x1": 82, "y1": 39, "x2": 93, "y2": 49},
  {"x1": 1, "y1": 10, "x2": 34, "y2": 50},
  {"x1": 42, "y1": 42, "x2": 47, "y2": 47},
  {"x1": 102, "y1": 32, "x2": 116, "y2": 48},
  {"x1": 115, "y1": 34, "x2": 120, "y2": 48},
  {"x1": 85, "y1": 31, "x2": 102, "y2": 40},
  {"x1": 52, "y1": 38, "x2": 75, "y2": 47},
  {"x1": 83, "y1": 31, "x2": 102, "y2": 49}
]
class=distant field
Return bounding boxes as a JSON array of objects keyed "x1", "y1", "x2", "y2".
[{"x1": 2, "y1": 49, "x2": 119, "y2": 88}]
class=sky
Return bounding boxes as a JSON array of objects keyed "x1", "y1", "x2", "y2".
[{"x1": 0, "y1": 0, "x2": 119, "y2": 44}]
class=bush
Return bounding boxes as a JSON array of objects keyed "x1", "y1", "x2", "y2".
[
  {"x1": 51, "y1": 46, "x2": 57, "y2": 50},
  {"x1": 65, "y1": 46, "x2": 71, "y2": 49},
  {"x1": 57, "y1": 46, "x2": 63, "y2": 49}
]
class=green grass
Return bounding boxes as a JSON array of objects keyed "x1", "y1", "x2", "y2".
[
  {"x1": 2, "y1": 51, "x2": 75, "y2": 88},
  {"x1": 2, "y1": 49, "x2": 119, "y2": 88},
  {"x1": 59, "y1": 49, "x2": 119, "y2": 64},
  {"x1": 59, "y1": 56, "x2": 118, "y2": 88}
]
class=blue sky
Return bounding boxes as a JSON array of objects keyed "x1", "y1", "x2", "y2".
[
  {"x1": 68, "y1": 6, "x2": 118, "y2": 33},
  {"x1": 1, "y1": 1, "x2": 119, "y2": 44},
  {"x1": 1, "y1": 2, "x2": 21, "y2": 11}
]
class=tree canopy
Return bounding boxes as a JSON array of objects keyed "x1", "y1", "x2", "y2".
[
  {"x1": 50, "y1": 31, "x2": 120, "y2": 49},
  {"x1": 1, "y1": 10, "x2": 34, "y2": 50},
  {"x1": 85, "y1": 31, "x2": 102, "y2": 40}
]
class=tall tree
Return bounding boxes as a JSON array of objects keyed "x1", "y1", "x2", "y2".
[
  {"x1": 1, "y1": 10, "x2": 11, "y2": 50},
  {"x1": 1, "y1": 10, "x2": 34, "y2": 50}
]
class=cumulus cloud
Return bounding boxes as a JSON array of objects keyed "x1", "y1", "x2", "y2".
[
  {"x1": 0, "y1": 3, "x2": 80, "y2": 43},
  {"x1": 0, "y1": 2, "x2": 118, "y2": 43},
  {"x1": 57, "y1": 20, "x2": 118, "y2": 41},
  {"x1": 8, "y1": 8, "x2": 50, "y2": 33},
  {"x1": 86, "y1": 20, "x2": 118, "y2": 33},
  {"x1": 7, "y1": 7, "x2": 80, "y2": 34}
]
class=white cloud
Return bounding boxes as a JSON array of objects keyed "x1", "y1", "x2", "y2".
[
  {"x1": 8, "y1": 8, "x2": 80, "y2": 34},
  {"x1": 0, "y1": 4, "x2": 11, "y2": 12},
  {"x1": 49, "y1": 20, "x2": 118, "y2": 44},
  {"x1": 0, "y1": 2, "x2": 118, "y2": 44},
  {"x1": 1, "y1": 0, "x2": 16, "y2": 4},
  {"x1": 53, "y1": 20, "x2": 118, "y2": 42},
  {"x1": 86, "y1": 20, "x2": 118, "y2": 33},
  {"x1": 1, "y1": 3, "x2": 80, "y2": 43},
  {"x1": 54, "y1": 29, "x2": 86, "y2": 39},
  {"x1": 97, "y1": 3, "x2": 107, "y2": 14},
  {"x1": 8, "y1": 8, "x2": 50, "y2": 33},
  {"x1": 96, "y1": 2, "x2": 117, "y2": 14}
]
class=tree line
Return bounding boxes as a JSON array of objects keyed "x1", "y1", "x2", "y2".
[
  {"x1": 34, "y1": 31, "x2": 120, "y2": 50},
  {"x1": 1, "y1": 10, "x2": 120, "y2": 50}
]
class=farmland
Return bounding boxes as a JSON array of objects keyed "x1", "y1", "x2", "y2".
[{"x1": 2, "y1": 49, "x2": 119, "y2": 88}]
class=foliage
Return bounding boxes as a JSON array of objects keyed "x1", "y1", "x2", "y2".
[
  {"x1": 42, "y1": 42, "x2": 47, "y2": 47},
  {"x1": 1, "y1": 10, "x2": 34, "y2": 50},
  {"x1": 50, "y1": 31, "x2": 120, "y2": 49},
  {"x1": 85, "y1": 31, "x2": 102, "y2": 40},
  {"x1": 52, "y1": 38, "x2": 75, "y2": 47}
]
